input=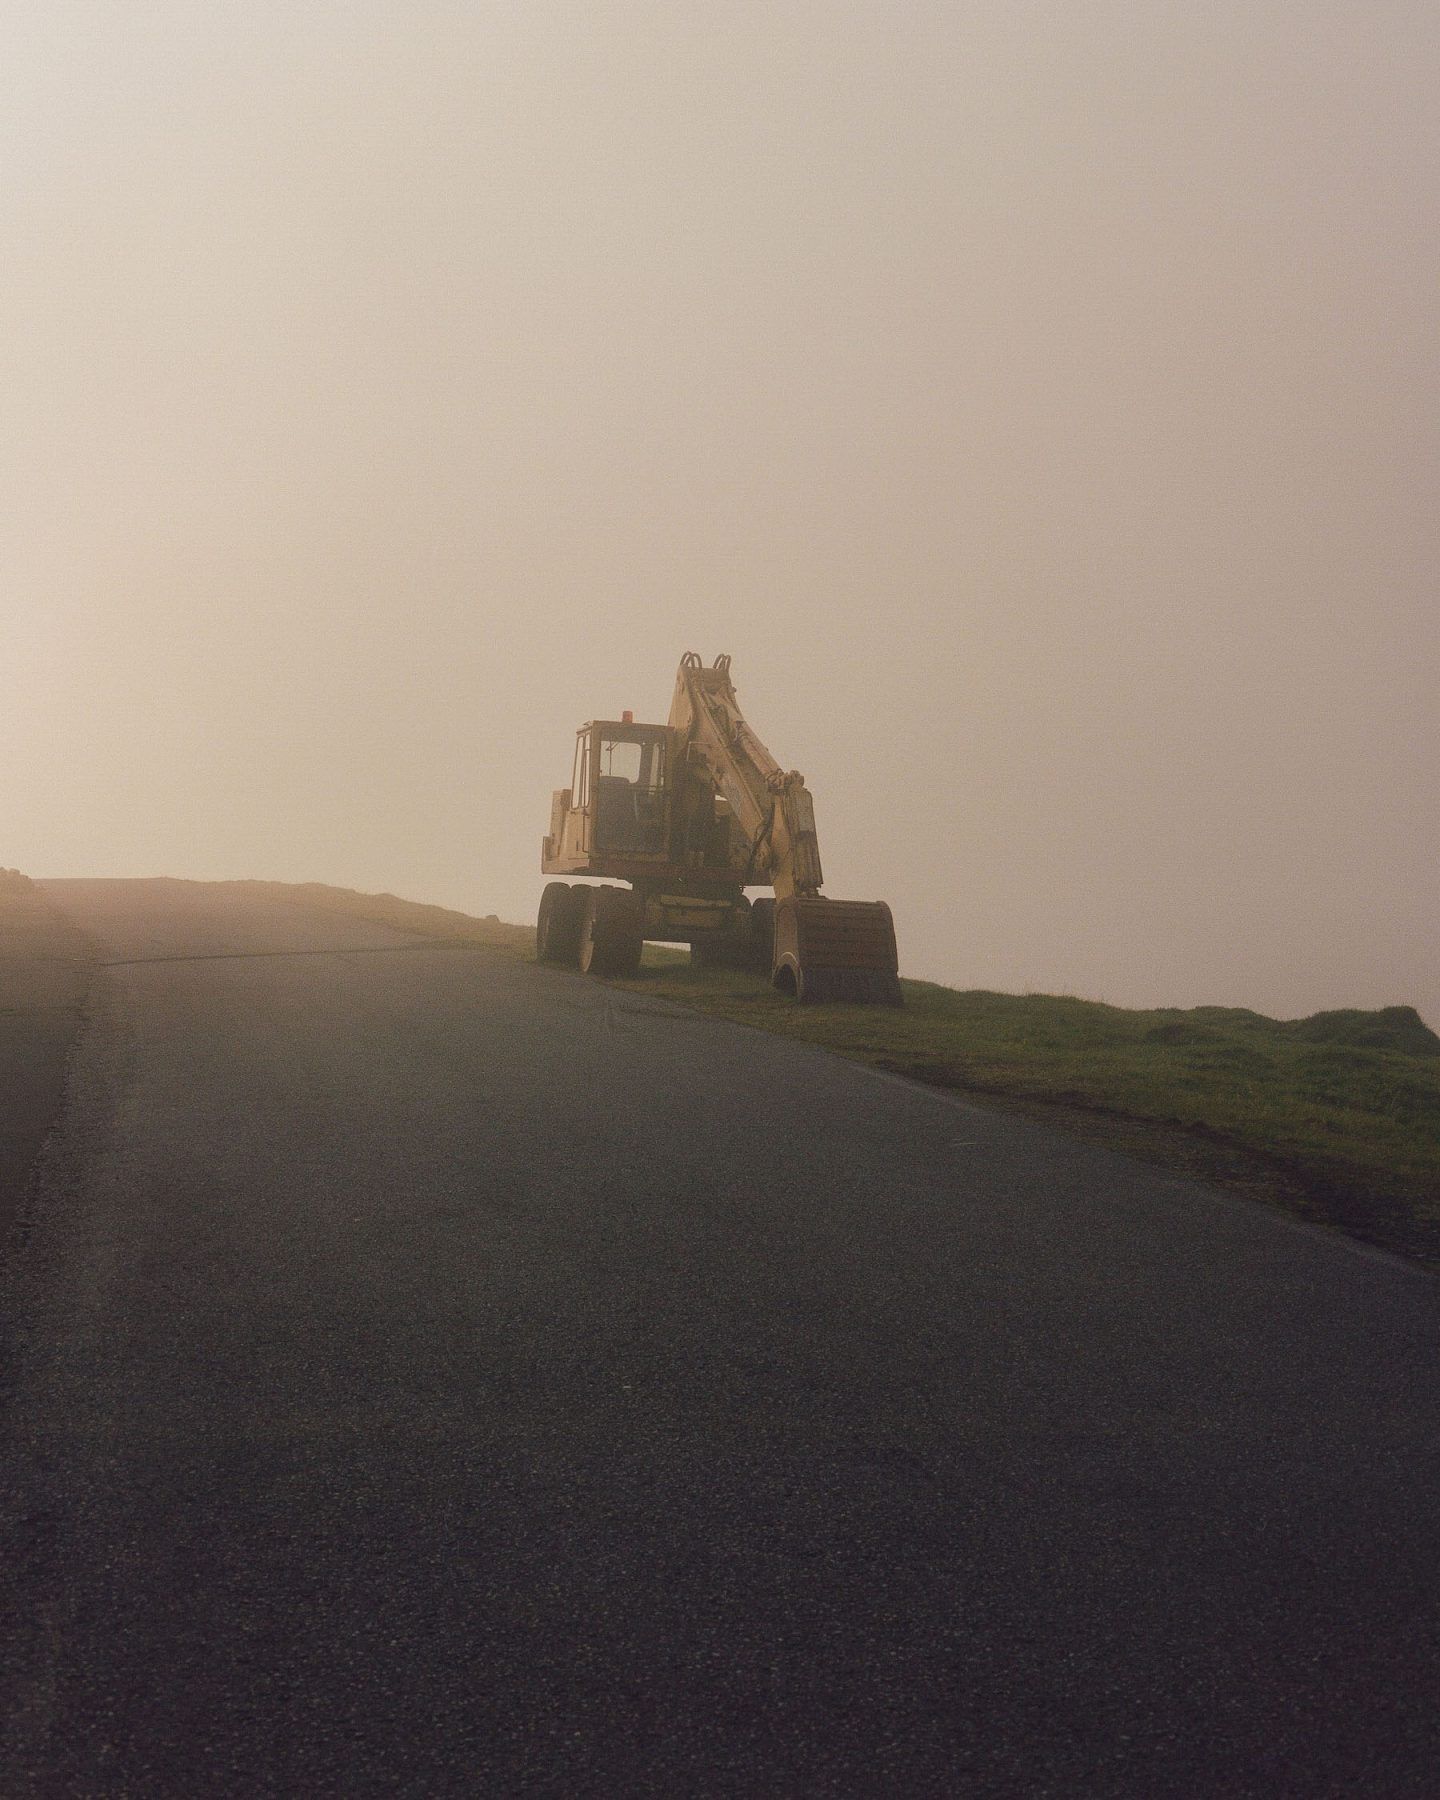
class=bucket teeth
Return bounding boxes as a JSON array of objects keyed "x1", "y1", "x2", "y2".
[{"x1": 772, "y1": 898, "x2": 903, "y2": 1006}]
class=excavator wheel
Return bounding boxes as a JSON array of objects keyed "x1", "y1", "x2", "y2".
[
  {"x1": 536, "y1": 882, "x2": 583, "y2": 965},
  {"x1": 690, "y1": 908, "x2": 753, "y2": 969},
  {"x1": 578, "y1": 887, "x2": 644, "y2": 978},
  {"x1": 771, "y1": 897, "x2": 903, "y2": 1006},
  {"x1": 690, "y1": 936, "x2": 745, "y2": 969},
  {"x1": 691, "y1": 897, "x2": 772, "y2": 972},
  {"x1": 746, "y1": 898, "x2": 776, "y2": 974}
]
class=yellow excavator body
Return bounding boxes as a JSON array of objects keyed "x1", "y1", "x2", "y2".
[{"x1": 538, "y1": 653, "x2": 902, "y2": 1005}]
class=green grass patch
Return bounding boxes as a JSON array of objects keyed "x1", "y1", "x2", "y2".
[
  {"x1": 271, "y1": 881, "x2": 1440, "y2": 1269},
  {"x1": 611, "y1": 952, "x2": 1440, "y2": 1266}
]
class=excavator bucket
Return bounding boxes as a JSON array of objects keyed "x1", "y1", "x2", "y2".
[{"x1": 772, "y1": 898, "x2": 903, "y2": 1006}]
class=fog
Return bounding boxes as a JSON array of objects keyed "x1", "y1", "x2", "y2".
[{"x1": 5, "y1": 2, "x2": 1436, "y2": 1023}]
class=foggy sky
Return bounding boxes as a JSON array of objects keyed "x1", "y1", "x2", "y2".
[{"x1": 5, "y1": 2, "x2": 1437, "y2": 1023}]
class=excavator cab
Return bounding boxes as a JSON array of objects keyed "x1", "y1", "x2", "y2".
[
  {"x1": 591, "y1": 726, "x2": 667, "y2": 855},
  {"x1": 557, "y1": 721, "x2": 669, "y2": 861}
]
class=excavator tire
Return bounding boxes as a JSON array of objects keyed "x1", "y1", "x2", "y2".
[
  {"x1": 536, "y1": 882, "x2": 583, "y2": 965},
  {"x1": 746, "y1": 898, "x2": 777, "y2": 974},
  {"x1": 771, "y1": 897, "x2": 902, "y2": 1006},
  {"x1": 689, "y1": 910, "x2": 752, "y2": 968},
  {"x1": 690, "y1": 936, "x2": 745, "y2": 969},
  {"x1": 578, "y1": 887, "x2": 644, "y2": 978}
]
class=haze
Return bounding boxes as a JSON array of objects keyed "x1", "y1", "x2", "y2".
[{"x1": 5, "y1": 2, "x2": 1436, "y2": 1024}]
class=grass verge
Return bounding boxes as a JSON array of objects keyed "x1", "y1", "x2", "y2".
[{"x1": 274, "y1": 882, "x2": 1440, "y2": 1270}]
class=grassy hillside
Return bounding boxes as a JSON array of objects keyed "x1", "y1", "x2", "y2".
[
  {"x1": 614, "y1": 954, "x2": 1440, "y2": 1265},
  {"x1": 261, "y1": 882, "x2": 1440, "y2": 1268}
]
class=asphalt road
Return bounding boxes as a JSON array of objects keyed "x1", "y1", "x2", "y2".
[{"x1": 3, "y1": 879, "x2": 1437, "y2": 1797}]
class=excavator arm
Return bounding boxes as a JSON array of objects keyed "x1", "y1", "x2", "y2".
[
  {"x1": 667, "y1": 652, "x2": 822, "y2": 900},
  {"x1": 668, "y1": 653, "x2": 902, "y2": 1004}
]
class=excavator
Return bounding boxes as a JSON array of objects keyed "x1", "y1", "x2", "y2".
[{"x1": 537, "y1": 652, "x2": 902, "y2": 1004}]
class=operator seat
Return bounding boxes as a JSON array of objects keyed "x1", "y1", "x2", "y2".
[{"x1": 596, "y1": 774, "x2": 641, "y2": 850}]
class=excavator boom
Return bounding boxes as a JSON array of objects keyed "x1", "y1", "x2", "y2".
[{"x1": 666, "y1": 653, "x2": 823, "y2": 900}]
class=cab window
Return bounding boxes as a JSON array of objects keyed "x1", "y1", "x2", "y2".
[
  {"x1": 600, "y1": 738, "x2": 643, "y2": 784},
  {"x1": 594, "y1": 733, "x2": 666, "y2": 852}
]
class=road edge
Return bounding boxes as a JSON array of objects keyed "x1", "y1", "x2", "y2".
[{"x1": 0, "y1": 876, "x2": 99, "y2": 1257}]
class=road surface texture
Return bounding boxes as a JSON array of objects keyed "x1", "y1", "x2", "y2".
[{"x1": 3, "y1": 879, "x2": 1437, "y2": 1797}]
